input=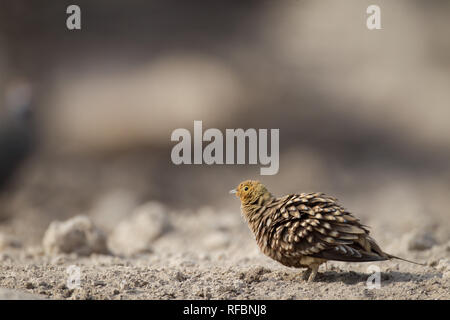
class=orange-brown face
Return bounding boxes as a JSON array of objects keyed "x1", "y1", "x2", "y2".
[{"x1": 230, "y1": 180, "x2": 267, "y2": 205}]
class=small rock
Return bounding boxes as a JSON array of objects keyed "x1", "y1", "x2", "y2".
[
  {"x1": 134, "y1": 280, "x2": 148, "y2": 288},
  {"x1": 233, "y1": 280, "x2": 245, "y2": 290},
  {"x1": 406, "y1": 230, "x2": 437, "y2": 251},
  {"x1": 25, "y1": 282, "x2": 35, "y2": 289},
  {"x1": 174, "y1": 271, "x2": 187, "y2": 282},
  {"x1": 180, "y1": 259, "x2": 196, "y2": 267},
  {"x1": 436, "y1": 258, "x2": 449, "y2": 272},
  {"x1": 240, "y1": 266, "x2": 271, "y2": 284},
  {"x1": 94, "y1": 280, "x2": 106, "y2": 287},
  {"x1": 25, "y1": 246, "x2": 44, "y2": 257},
  {"x1": 90, "y1": 190, "x2": 138, "y2": 233},
  {"x1": 0, "y1": 232, "x2": 22, "y2": 250},
  {"x1": 108, "y1": 202, "x2": 171, "y2": 255},
  {"x1": 63, "y1": 289, "x2": 74, "y2": 298},
  {"x1": 218, "y1": 285, "x2": 235, "y2": 294},
  {"x1": 204, "y1": 231, "x2": 231, "y2": 250},
  {"x1": 51, "y1": 255, "x2": 67, "y2": 265},
  {"x1": 0, "y1": 252, "x2": 11, "y2": 261},
  {"x1": 42, "y1": 215, "x2": 108, "y2": 256},
  {"x1": 57, "y1": 284, "x2": 67, "y2": 290}
]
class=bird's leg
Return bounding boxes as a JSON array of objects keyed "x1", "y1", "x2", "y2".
[
  {"x1": 302, "y1": 268, "x2": 312, "y2": 281},
  {"x1": 307, "y1": 264, "x2": 320, "y2": 283}
]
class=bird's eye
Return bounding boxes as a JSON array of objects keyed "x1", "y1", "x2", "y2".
[{"x1": 244, "y1": 186, "x2": 249, "y2": 191}]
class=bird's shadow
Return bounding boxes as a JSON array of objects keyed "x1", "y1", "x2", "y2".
[{"x1": 312, "y1": 270, "x2": 441, "y2": 285}]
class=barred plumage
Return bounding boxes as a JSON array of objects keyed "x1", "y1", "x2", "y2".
[{"x1": 231, "y1": 180, "x2": 422, "y2": 282}]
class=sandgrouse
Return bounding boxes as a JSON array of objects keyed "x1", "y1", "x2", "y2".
[{"x1": 231, "y1": 180, "x2": 422, "y2": 282}]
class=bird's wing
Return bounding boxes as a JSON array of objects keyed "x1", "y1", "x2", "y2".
[{"x1": 265, "y1": 193, "x2": 389, "y2": 262}]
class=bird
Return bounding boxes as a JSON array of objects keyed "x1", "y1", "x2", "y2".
[{"x1": 230, "y1": 180, "x2": 423, "y2": 282}]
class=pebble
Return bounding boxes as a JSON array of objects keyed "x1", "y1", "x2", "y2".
[
  {"x1": 204, "y1": 231, "x2": 231, "y2": 250},
  {"x1": 25, "y1": 282, "x2": 35, "y2": 289},
  {"x1": 42, "y1": 215, "x2": 108, "y2": 256},
  {"x1": 175, "y1": 271, "x2": 187, "y2": 282},
  {"x1": 406, "y1": 231, "x2": 437, "y2": 251},
  {"x1": 0, "y1": 233, "x2": 22, "y2": 250},
  {"x1": 108, "y1": 201, "x2": 171, "y2": 255},
  {"x1": 436, "y1": 258, "x2": 449, "y2": 272}
]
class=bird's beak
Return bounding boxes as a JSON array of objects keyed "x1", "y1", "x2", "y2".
[{"x1": 229, "y1": 189, "x2": 237, "y2": 194}]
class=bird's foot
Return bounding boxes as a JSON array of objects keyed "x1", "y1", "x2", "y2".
[
  {"x1": 302, "y1": 265, "x2": 320, "y2": 283},
  {"x1": 301, "y1": 268, "x2": 312, "y2": 281}
]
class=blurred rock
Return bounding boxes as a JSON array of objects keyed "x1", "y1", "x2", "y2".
[
  {"x1": 90, "y1": 189, "x2": 138, "y2": 233},
  {"x1": 385, "y1": 228, "x2": 439, "y2": 255},
  {"x1": 436, "y1": 258, "x2": 449, "y2": 272},
  {"x1": 174, "y1": 271, "x2": 187, "y2": 282},
  {"x1": 0, "y1": 232, "x2": 22, "y2": 250},
  {"x1": 0, "y1": 252, "x2": 11, "y2": 261},
  {"x1": 439, "y1": 258, "x2": 450, "y2": 279},
  {"x1": 406, "y1": 230, "x2": 438, "y2": 251},
  {"x1": 25, "y1": 245, "x2": 44, "y2": 257},
  {"x1": 204, "y1": 231, "x2": 231, "y2": 250},
  {"x1": 42, "y1": 215, "x2": 108, "y2": 256},
  {"x1": 108, "y1": 202, "x2": 171, "y2": 255}
]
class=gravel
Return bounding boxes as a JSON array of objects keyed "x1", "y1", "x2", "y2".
[{"x1": 0, "y1": 207, "x2": 449, "y2": 300}]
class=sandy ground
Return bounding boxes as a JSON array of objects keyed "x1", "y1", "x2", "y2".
[
  {"x1": 0, "y1": 152, "x2": 449, "y2": 300},
  {"x1": 0, "y1": 205, "x2": 449, "y2": 300}
]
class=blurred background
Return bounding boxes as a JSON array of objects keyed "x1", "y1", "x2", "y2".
[{"x1": 0, "y1": 0, "x2": 449, "y2": 249}]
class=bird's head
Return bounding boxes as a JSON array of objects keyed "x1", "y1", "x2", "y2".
[{"x1": 230, "y1": 180, "x2": 271, "y2": 205}]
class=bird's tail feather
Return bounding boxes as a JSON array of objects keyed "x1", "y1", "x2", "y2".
[{"x1": 387, "y1": 254, "x2": 425, "y2": 266}]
